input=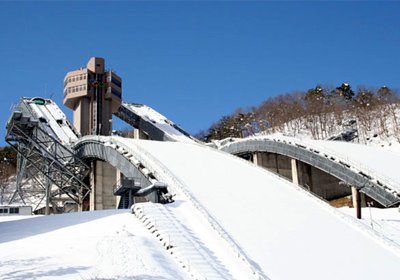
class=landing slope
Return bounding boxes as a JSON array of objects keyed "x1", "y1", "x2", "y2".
[{"x1": 131, "y1": 139, "x2": 400, "y2": 279}]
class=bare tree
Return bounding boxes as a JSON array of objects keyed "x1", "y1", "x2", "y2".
[{"x1": 0, "y1": 162, "x2": 16, "y2": 204}]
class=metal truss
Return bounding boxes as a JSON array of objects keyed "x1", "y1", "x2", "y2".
[{"x1": 5, "y1": 108, "x2": 91, "y2": 214}]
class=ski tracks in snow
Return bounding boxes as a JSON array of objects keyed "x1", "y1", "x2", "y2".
[{"x1": 133, "y1": 203, "x2": 236, "y2": 280}]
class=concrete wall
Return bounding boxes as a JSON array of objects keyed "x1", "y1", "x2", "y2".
[
  {"x1": 253, "y1": 152, "x2": 352, "y2": 202},
  {"x1": 297, "y1": 161, "x2": 351, "y2": 201},
  {"x1": 253, "y1": 152, "x2": 292, "y2": 181}
]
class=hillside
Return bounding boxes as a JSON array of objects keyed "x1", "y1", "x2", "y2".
[{"x1": 200, "y1": 84, "x2": 400, "y2": 152}]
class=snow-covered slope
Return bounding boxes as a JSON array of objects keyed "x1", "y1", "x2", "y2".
[
  {"x1": 127, "y1": 139, "x2": 400, "y2": 280},
  {"x1": 2, "y1": 137, "x2": 400, "y2": 279},
  {"x1": 0, "y1": 210, "x2": 190, "y2": 280}
]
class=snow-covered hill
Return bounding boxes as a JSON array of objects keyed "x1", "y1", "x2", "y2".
[{"x1": 261, "y1": 105, "x2": 400, "y2": 153}]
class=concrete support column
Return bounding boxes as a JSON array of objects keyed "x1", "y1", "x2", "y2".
[
  {"x1": 291, "y1": 159, "x2": 299, "y2": 185},
  {"x1": 115, "y1": 169, "x2": 123, "y2": 208},
  {"x1": 352, "y1": 186, "x2": 362, "y2": 219},
  {"x1": 253, "y1": 152, "x2": 260, "y2": 165},
  {"x1": 90, "y1": 161, "x2": 117, "y2": 211},
  {"x1": 134, "y1": 129, "x2": 150, "y2": 140},
  {"x1": 90, "y1": 162, "x2": 96, "y2": 211}
]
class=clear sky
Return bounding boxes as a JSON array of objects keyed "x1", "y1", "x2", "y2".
[{"x1": 1, "y1": 1, "x2": 399, "y2": 146}]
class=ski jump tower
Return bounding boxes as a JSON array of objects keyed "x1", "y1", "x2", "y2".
[
  {"x1": 63, "y1": 57, "x2": 122, "y2": 136},
  {"x1": 64, "y1": 57, "x2": 123, "y2": 210}
]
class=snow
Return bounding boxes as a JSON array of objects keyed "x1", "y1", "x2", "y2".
[
  {"x1": 123, "y1": 103, "x2": 196, "y2": 143},
  {"x1": 0, "y1": 210, "x2": 190, "y2": 280},
  {"x1": 26, "y1": 99, "x2": 79, "y2": 144},
  {"x1": 133, "y1": 202, "x2": 255, "y2": 280},
  {"x1": 339, "y1": 207, "x2": 400, "y2": 246},
  {"x1": 3, "y1": 135, "x2": 400, "y2": 279},
  {"x1": 127, "y1": 139, "x2": 400, "y2": 280}
]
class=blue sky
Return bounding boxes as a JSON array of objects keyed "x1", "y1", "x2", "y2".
[{"x1": 1, "y1": 1, "x2": 399, "y2": 146}]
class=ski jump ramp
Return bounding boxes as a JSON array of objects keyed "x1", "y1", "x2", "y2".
[
  {"x1": 219, "y1": 135, "x2": 400, "y2": 207},
  {"x1": 74, "y1": 136, "x2": 400, "y2": 279},
  {"x1": 6, "y1": 98, "x2": 400, "y2": 278},
  {"x1": 114, "y1": 102, "x2": 201, "y2": 144}
]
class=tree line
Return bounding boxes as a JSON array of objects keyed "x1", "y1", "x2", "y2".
[{"x1": 196, "y1": 83, "x2": 400, "y2": 143}]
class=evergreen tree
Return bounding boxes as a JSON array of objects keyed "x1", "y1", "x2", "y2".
[{"x1": 335, "y1": 82, "x2": 355, "y2": 103}]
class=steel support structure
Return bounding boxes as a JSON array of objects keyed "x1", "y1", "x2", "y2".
[{"x1": 5, "y1": 108, "x2": 91, "y2": 213}]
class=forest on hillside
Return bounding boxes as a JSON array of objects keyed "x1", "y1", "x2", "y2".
[
  {"x1": 0, "y1": 146, "x2": 17, "y2": 204},
  {"x1": 195, "y1": 83, "x2": 400, "y2": 144}
]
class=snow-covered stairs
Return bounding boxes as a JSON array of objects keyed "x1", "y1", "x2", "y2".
[{"x1": 133, "y1": 202, "x2": 235, "y2": 280}]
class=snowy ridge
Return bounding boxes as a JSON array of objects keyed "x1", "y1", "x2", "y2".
[{"x1": 221, "y1": 134, "x2": 400, "y2": 200}]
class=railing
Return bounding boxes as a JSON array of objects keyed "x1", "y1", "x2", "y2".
[{"x1": 222, "y1": 134, "x2": 400, "y2": 198}]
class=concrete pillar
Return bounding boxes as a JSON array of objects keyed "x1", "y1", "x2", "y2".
[
  {"x1": 115, "y1": 169, "x2": 123, "y2": 208},
  {"x1": 134, "y1": 129, "x2": 150, "y2": 140},
  {"x1": 90, "y1": 161, "x2": 117, "y2": 211},
  {"x1": 296, "y1": 161, "x2": 313, "y2": 192},
  {"x1": 352, "y1": 186, "x2": 362, "y2": 219},
  {"x1": 90, "y1": 162, "x2": 95, "y2": 211},
  {"x1": 291, "y1": 159, "x2": 299, "y2": 185}
]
